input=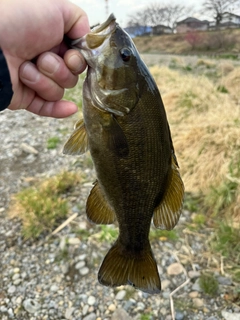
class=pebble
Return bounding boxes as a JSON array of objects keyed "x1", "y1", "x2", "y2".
[
  {"x1": 115, "y1": 290, "x2": 126, "y2": 300},
  {"x1": 193, "y1": 298, "x2": 204, "y2": 308},
  {"x1": 80, "y1": 267, "x2": 90, "y2": 275},
  {"x1": 217, "y1": 276, "x2": 232, "y2": 286},
  {"x1": 88, "y1": 295, "x2": 96, "y2": 306},
  {"x1": 108, "y1": 304, "x2": 116, "y2": 312},
  {"x1": 83, "y1": 305, "x2": 89, "y2": 315},
  {"x1": 68, "y1": 237, "x2": 81, "y2": 245},
  {"x1": 167, "y1": 263, "x2": 183, "y2": 275},
  {"x1": 23, "y1": 299, "x2": 41, "y2": 313},
  {"x1": 65, "y1": 307, "x2": 75, "y2": 319},
  {"x1": 50, "y1": 284, "x2": 59, "y2": 292},
  {"x1": 75, "y1": 261, "x2": 86, "y2": 269},
  {"x1": 83, "y1": 313, "x2": 96, "y2": 320},
  {"x1": 111, "y1": 308, "x2": 132, "y2": 320},
  {"x1": 189, "y1": 291, "x2": 199, "y2": 298},
  {"x1": 161, "y1": 279, "x2": 171, "y2": 290},
  {"x1": 222, "y1": 311, "x2": 240, "y2": 320},
  {"x1": 192, "y1": 279, "x2": 201, "y2": 292},
  {"x1": 175, "y1": 311, "x2": 185, "y2": 320},
  {"x1": 20, "y1": 143, "x2": 38, "y2": 154},
  {"x1": 188, "y1": 270, "x2": 201, "y2": 279},
  {"x1": 8, "y1": 285, "x2": 16, "y2": 294}
]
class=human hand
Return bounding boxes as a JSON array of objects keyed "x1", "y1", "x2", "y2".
[{"x1": 0, "y1": 0, "x2": 90, "y2": 118}]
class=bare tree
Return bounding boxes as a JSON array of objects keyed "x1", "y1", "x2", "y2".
[
  {"x1": 164, "y1": 4, "x2": 192, "y2": 30},
  {"x1": 127, "y1": 2, "x2": 193, "y2": 32},
  {"x1": 202, "y1": 0, "x2": 240, "y2": 25}
]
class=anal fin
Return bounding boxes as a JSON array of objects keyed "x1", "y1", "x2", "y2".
[
  {"x1": 98, "y1": 239, "x2": 161, "y2": 294},
  {"x1": 153, "y1": 155, "x2": 184, "y2": 230},
  {"x1": 63, "y1": 119, "x2": 89, "y2": 155},
  {"x1": 86, "y1": 181, "x2": 116, "y2": 224}
]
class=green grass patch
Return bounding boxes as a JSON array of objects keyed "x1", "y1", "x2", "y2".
[
  {"x1": 9, "y1": 171, "x2": 81, "y2": 239},
  {"x1": 199, "y1": 273, "x2": 219, "y2": 296},
  {"x1": 99, "y1": 225, "x2": 118, "y2": 242},
  {"x1": 210, "y1": 221, "x2": 240, "y2": 261},
  {"x1": 150, "y1": 228, "x2": 178, "y2": 241},
  {"x1": 217, "y1": 85, "x2": 229, "y2": 93},
  {"x1": 47, "y1": 136, "x2": 61, "y2": 149}
]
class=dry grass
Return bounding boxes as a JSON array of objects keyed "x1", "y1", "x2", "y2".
[
  {"x1": 221, "y1": 67, "x2": 240, "y2": 101},
  {"x1": 150, "y1": 65, "x2": 240, "y2": 218}
]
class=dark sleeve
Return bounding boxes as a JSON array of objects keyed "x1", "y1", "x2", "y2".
[{"x1": 0, "y1": 48, "x2": 13, "y2": 111}]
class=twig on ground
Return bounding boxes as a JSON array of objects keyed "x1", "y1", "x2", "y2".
[
  {"x1": 51, "y1": 213, "x2": 78, "y2": 236},
  {"x1": 169, "y1": 253, "x2": 191, "y2": 320}
]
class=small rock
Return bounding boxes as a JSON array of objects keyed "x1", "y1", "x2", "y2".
[
  {"x1": 75, "y1": 261, "x2": 85, "y2": 269},
  {"x1": 137, "y1": 302, "x2": 145, "y2": 311},
  {"x1": 8, "y1": 285, "x2": 16, "y2": 294},
  {"x1": 88, "y1": 295, "x2": 96, "y2": 306},
  {"x1": 175, "y1": 311, "x2": 184, "y2": 320},
  {"x1": 82, "y1": 305, "x2": 89, "y2": 315},
  {"x1": 161, "y1": 279, "x2": 171, "y2": 290},
  {"x1": 193, "y1": 298, "x2": 204, "y2": 308},
  {"x1": 108, "y1": 304, "x2": 116, "y2": 312},
  {"x1": 8, "y1": 308, "x2": 14, "y2": 317},
  {"x1": 23, "y1": 299, "x2": 41, "y2": 313},
  {"x1": 50, "y1": 284, "x2": 58, "y2": 292},
  {"x1": 80, "y1": 267, "x2": 89, "y2": 276},
  {"x1": 222, "y1": 311, "x2": 240, "y2": 320},
  {"x1": 20, "y1": 143, "x2": 38, "y2": 154},
  {"x1": 83, "y1": 313, "x2": 96, "y2": 320},
  {"x1": 188, "y1": 270, "x2": 201, "y2": 279},
  {"x1": 217, "y1": 276, "x2": 232, "y2": 286},
  {"x1": 192, "y1": 279, "x2": 201, "y2": 292},
  {"x1": 111, "y1": 308, "x2": 132, "y2": 320},
  {"x1": 68, "y1": 237, "x2": 81, "y2": 245},
  {"x1": 167, "y1": 263, "x2": 183, "y2": 275},
  {"x1": 65, "y1": 307, "x2": 75, "y2": 319},
  {"x1": 12, "y1": 273, "x2": 20, "y2": 281},
  {"x1": 115, "y1": 290, "x2": 126, "y2": 300},
  {"x1": 189, "y1": 291, "x2": 198, "y2": 298},
  {"x1": 13, "y1": 268, "x2": 20, "y2": 274},
  {"x1": 206, "y1": 317, "x2": 218, "y2": 320}
]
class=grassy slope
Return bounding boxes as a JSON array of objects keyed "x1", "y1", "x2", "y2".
[{"x1": 133, "y1": 28, "x2": 240, "y2": 55}]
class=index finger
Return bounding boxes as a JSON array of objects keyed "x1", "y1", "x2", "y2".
[{"x1": 62, "y1": 3, "x2": 90, "y2": 39}]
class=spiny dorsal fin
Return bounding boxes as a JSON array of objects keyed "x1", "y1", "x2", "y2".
[
  {"x1": 86, "y1": 181, "x2": 116, "y2": 224},
  {"x1": 63, "y1": 119, "x2": 89, "y2": 155},
  {"x1": 98, "y1": 239, "x2": 161, "y2": 294},
  {"x1": 153, "y1": 155, "x2": 184, "y2": 230}
]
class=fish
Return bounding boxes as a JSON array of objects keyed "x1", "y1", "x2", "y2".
[{"x1": 63, "y1": 13, "x2": 184, "y2": 294}]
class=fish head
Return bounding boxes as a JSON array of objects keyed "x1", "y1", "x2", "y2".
[{"x1": 72, "y1": 14, "x2": 146, "y2": 116}]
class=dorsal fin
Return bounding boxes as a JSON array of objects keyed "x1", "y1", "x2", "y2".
[
  {"x1": 63, "y1": 119, "x2": 89, "y2": 155},
  {"x1": 86, "y1": 181, "x2": 116, "y2": 224},
  {"x1": 153, "y1": 155, "x2": 184, "y2": 230}
]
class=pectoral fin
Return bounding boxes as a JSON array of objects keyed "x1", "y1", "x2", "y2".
[
  {"x1": 63, "y1": 119, "x2": 89, "y2": 155},
  {"x1": 153, "y1": 155, "x2": 184, "y2": 230},
  {"x1": 86, "y1": 181, "x2": 116, "y2": 224}
]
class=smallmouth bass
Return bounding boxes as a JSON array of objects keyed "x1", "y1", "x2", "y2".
[{"x1": 63, "y1": 14, "x2": 184, "y2": 294}]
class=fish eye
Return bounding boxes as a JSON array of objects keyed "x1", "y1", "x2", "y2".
[{"x1": 120, "y1": 48, "x2": 131, "y2": 62}]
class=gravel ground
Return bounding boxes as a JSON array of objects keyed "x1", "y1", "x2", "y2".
[{"x1": 0, "y1": 56, "x2": 240, "y2": 320}]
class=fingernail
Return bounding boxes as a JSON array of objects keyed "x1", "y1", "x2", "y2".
[
  {"x1": 68, "y1": 54, "x2": 83, "y2": 72},
  {"x1": 41, "y1": 54, "x2": 60, "y2": 74},
  {"x1": 21, "y1": 63, "x2": 40, "y2": 82}
]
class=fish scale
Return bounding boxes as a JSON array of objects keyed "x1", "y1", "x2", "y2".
[{"x1": 63, "y1": 13, "x2": 184, "y2": 294}]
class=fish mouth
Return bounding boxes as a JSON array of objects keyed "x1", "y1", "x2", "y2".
[{"x1": 71, "y1": 13, "x2": 116, "y2": 50}]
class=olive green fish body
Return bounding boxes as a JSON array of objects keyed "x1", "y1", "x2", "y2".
[{"x1": 63, "y1": 14, "x2": 184, "y2": 294}]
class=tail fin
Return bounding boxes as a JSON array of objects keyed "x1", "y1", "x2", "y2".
[{"x1": 98, "y1": 239, "x2": 161, "y2": 294}]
